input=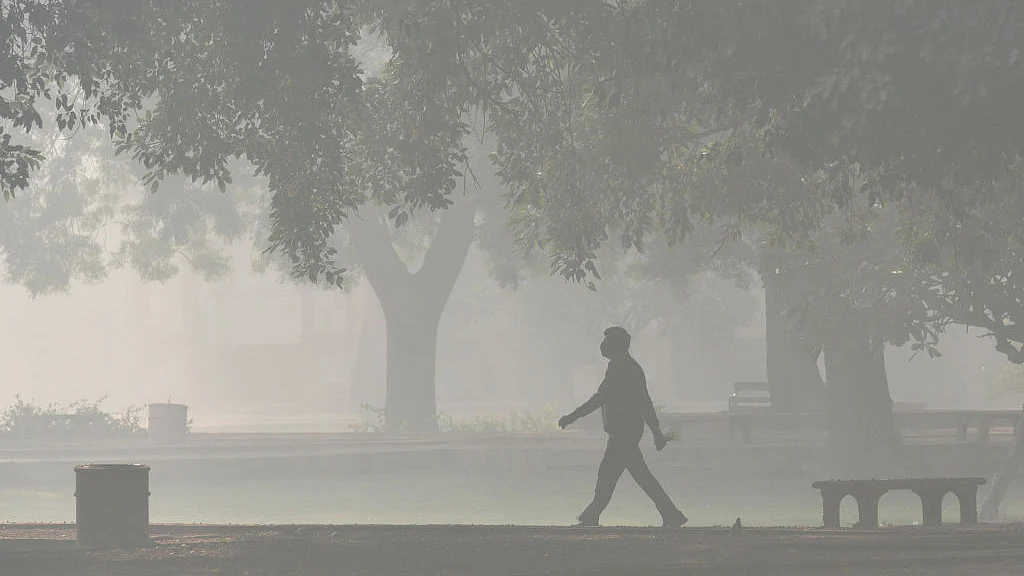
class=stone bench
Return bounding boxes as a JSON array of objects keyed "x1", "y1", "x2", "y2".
[
  {"x1": 730, "y1": 409, "x2": 1021, "y2": 445},
  {"x1": 894, "y1": 410, "x2": 1022, "y2": 442},
  {"x1": 811, "y1": 477, "x2": 986, "y2": 528}
]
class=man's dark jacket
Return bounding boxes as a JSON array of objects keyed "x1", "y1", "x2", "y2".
[{"x1": 569, "y1": 355, "x2": 660, "y2": 443}]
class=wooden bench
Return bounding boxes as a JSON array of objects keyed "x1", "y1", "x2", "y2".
[
  {"x1": 811, "y1": 477, "x2": 986, "y2": 528},
  {"x1": 728, "y1": 381, "x2": 771, "y2": 412},
  {"x1": 727, "y1": 381, "x2": 772, "y2": 443}
]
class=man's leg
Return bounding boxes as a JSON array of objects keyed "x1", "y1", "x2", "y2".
[
  {"x1": 578, "y1": 439, "x2": 628, "y2": 525},
  {"x1": 623, "y1": 443, "x2": 686, "y2": 525}
]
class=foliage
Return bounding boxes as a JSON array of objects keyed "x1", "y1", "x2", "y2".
[
  {"x1": 0, "y1": 115, "x2": 118, "y2": 294},
  {"x1": 420, "y1": 0, "x2": 1024, "y2": 363},
  {"x1": 1, "y1": 0, "x2": 367, "y2": 286},
  {"x1": 350, "y1": 403, "x2": 389, "y2": 434},
  {"x1": 0, "y1": 100, "x2": 242, "y2": 294},
  {"x1": 1, "y1": 0, "x2": 66, "y2": 199},
  {"x1": 351, "y1": 404, "x2": 560, "y2": 435},
  {"x1": 0, "y1": 395, "x2": 145, "y2": 439},
  {"x1": 438, "y1": 405, "x2": 560, "y2": 434},
  {"x1": 987, "y1": 364, "x2": 1024, "y2": 400},
  {"x1": 112, "y1": 170, "x2": 251, "y2": 283},
  {"x1": 765, "y1": 197, "x2": 946, "y2": 355},
  {"x1": 899, "y1": 164, "x2": 1024, "y2": 363},
  {"x1": 6, "y1": 0, "x2": 1024, "y2": 365}
]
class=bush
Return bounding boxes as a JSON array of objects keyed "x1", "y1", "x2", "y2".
[
  {"x1": 351, "y1": 404, "x2": 561, "y2": 435},
  {"x1": 0, "y1": 395, "x2": 145, "y2": 439},
  {"x1": 987, "y1": 364, "x2": 1024, "y2": 400},
  {"x1": 438, "y1": 405, "x2": 560, "y2": 434},
  {"x1": 351, "y1": 404, "x2": 389, "y2": 434}
]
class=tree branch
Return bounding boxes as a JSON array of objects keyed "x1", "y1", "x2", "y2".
[
  {"x1": 415, "y1": 195, "x2": 477, "y2": 308},
  {"x1": 348, "y1": 207, "x2": 411, "y2": 306}
]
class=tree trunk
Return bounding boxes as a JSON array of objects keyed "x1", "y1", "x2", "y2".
[
  {"x1": 383, "y1": 306, "x2": 443, "y2": 432},
  {"x1": 764, "y1": 272, "x2": 825, "y2": 413},
  {"x1": 980, "y1": 409, "x2": 1024, "y2": 521},
  {"x1": 823, "y1": 333, "x2": 903, "y2": 478},
  {"x1": 349, "y1": 199, "x2": 476, "y2": 433}
]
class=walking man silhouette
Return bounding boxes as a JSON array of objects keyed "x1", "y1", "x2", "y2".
[{"x1": 559, "y1": 326, "x2": 688, "y2": 528}]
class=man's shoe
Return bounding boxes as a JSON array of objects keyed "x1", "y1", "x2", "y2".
[
  {"x1": 573, "y1": 517, "x2": 599, "y2": 527},
  {"x1": 662, "y1": 512, "x2": 688, "y2": 528}
]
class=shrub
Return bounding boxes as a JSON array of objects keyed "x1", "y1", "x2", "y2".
[
  {"x1": 351, "y1": 404, "x2": 560, "y2": 435},
  {"x1": 0, "y1": 395, "x2": 145, "y2": 439}
]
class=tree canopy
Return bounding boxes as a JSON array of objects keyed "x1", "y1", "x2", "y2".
[{"x1": 3, "y1": 0, "x2": 1024, "y2": 364}]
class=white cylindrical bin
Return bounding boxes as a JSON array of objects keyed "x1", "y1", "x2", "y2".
[{"x1": 147, "y1": 403, "x2": 188, "y2": 445}]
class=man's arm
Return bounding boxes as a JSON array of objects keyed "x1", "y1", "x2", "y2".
[
  {"x1": 642, "y1": 385, "x2": 662, "y2": 435},
  {"x1": 639, "y1": 368, "x2": 668, "y2": 449},
  {"x1": 568, "y1": 393, "x2": 603, "y2": 420},
  {"x1": 559, "y1": 385, "x2": 605, "y2": 429}
]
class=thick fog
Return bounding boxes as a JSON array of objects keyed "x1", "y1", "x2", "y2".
[
  {"x1": 0, "y1": 245, "x2": 1015, "y2": 433},
  {"x1": 7, "y1": 11, "x2": 1024, "y2": 572}
]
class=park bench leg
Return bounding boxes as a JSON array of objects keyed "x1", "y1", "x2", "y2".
[
  {"x1": 913, "y1": 489, "x2": 945, "y2": 526},
  {"x1": 954, "y1": 489, "x2": 978, "y2": 525},
  {"x1": 820, "y1": 489, "x2": 843, "y2": 528},
  {"x1": 853, "y1": 490, "x2": 884, "y2": 529},
  {"x1": 740, "y1": 421, "x2": 752, "y2": 444},
  {"x1": 956, "y1": 422, "x2": 968, "y2": 442},
  {"x1": 979, "y1": 419, "x2": 991, "y2": 443}
]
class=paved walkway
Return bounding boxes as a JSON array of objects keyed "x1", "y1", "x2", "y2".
[
  {"x1": 0, "y1": 432, "x2": 607, "y2": 464},
  {"x1": 4, "y1": 523, "x2": 1024, "y2": 575}
]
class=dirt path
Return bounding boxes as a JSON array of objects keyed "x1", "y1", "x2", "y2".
[{"x1": 4, "y1": 524, "x2": 1024, "y2": 575}]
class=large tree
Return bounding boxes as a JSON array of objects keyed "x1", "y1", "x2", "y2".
[
  {"x1": 363, "y1": 1, "x2": 1024, "y2": 467},
  {"x1": 7, "y1": 0, "x2": 1024, "y2": 445},
  {"x1": 8, "y1": 2, "x2": 1024, "y2": 351},
  {"x1": 3, "y1": 1, "x2": 478, "y2": 431},
  {"x1": 364, "y1": 0, "x2": 1024, "y2": 364}
]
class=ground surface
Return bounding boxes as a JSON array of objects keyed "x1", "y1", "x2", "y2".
[
  {"x1": 4, "y1": 431, "x2": 1023, "y2": 527},
  {"x1": 4, "y1": 430, "x2": 1024, "y2": 573},
  {"x1": 4, "y1": 524, "x2": 1024, "y2": 575}
]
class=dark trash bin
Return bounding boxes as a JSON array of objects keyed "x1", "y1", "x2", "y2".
[{"x1": 74, "y1": 463, "x2": 151, "y2": 548}]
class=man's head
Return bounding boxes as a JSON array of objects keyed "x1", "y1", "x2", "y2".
[{"x1": 600, "y1": 326, "x2": 631, "y2": 359}]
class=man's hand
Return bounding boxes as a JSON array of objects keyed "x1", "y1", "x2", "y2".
[
  {"x1": 558, "y1": 414, "x2": 575, "y2": 429},
  {"x1": 653, "y1": 432, "x2": 668, "y2": 451}
]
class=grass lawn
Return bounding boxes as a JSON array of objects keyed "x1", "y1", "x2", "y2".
[{"x1": 6, "y1": 469, "x2": 1023, "y2": 528}]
